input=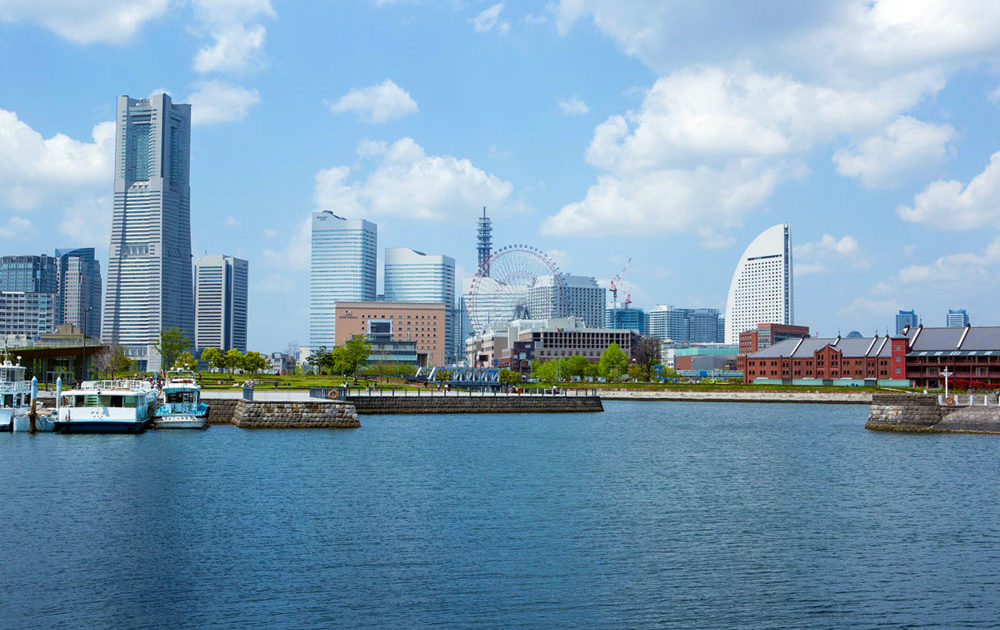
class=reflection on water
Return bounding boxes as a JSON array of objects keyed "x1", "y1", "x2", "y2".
[{"x1": 2, "y1": 401, "x2": 999, "y2": 629}]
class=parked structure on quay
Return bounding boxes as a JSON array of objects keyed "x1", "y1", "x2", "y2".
[
  {"x1": 724, "y1": 223, "x2": 793, "y2": 345},
  {"x1": 103, "y1": 93, "x2": 194, "y2": 372}
]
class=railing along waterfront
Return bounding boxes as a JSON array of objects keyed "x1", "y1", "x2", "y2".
[{"x1": 938, "y1": 393, "x2": 1000, "y2": 407}]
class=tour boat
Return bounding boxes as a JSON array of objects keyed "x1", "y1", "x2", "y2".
[
  {"x1": 0, "y1": 358, "x2": 31, "y2": 433},
  {"x1": 53, "y1": 380, "x2": 159, "y2": 433},
  {"x1": 153, "y1": 372, "x2": 209, "y2": 430}
]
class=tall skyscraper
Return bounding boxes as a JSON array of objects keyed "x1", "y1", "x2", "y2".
[
  {"x1": 102, "y1": 93, "x2": 193, "y2": 371},
  {"x1": 0, "y1": 255, "x2": 59, "y2": 341},
  {"x1": 194, "y1": 255, "x2": 248, "y2": 353},
  {"x1": 526, "y1": 274, "x2": 605, "y2": 328},
  {"x1": 55, "y1": 248, "x2": 102, "y2": 336},
  {"x1": 310, "y1": 211, "x2": 377, "y2": 349},
  {"x1": 724, "y1": 223, "x2": 793, "y2": 345},
  {"x1": 0, "y1": 254, "x2": 58, "y2": 293},
  {"x1": 384, "y1": 247, "x2": 455, "y2": 363},
  {"x1": 946, "y1": 309, "x2": 969, "y2": 328},
  {"x1": 606, "y1": 307, "x2": 646, "y2": 333},
  {"x1": 896, "y1": 309, "x2": 919, "y2": 334},
  {"x1": 647, "y1": 305, "x2": 723, "y2": 342}
]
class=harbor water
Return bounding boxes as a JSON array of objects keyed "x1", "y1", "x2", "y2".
[{"x1": 2, "y1": 400, "x2": 999, "y2": 629}]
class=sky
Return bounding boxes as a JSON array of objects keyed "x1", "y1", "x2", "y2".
[{"x1": 1, "y1": 1, "x2": 1000, "y2": 351}]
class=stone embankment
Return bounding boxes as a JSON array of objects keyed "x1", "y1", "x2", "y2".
[
  {"x1": 207, "y1": 398, "x2": 359, "y2": 429},
  {"x1": 344, "y1": 394, "x2": 603, "y2": 415},
  {"x1": 866, "y1": 393, "x2": 1000, "y2": 434},
  {"x1": 598, "y1": 390, "x2": 872, "y2": 404}
]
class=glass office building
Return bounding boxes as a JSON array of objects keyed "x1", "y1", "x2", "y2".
[
  {"x1": 310, "y1": 211, "x2": 377, "y2": 349},
  {"x1": 194, "y1": 255, "x2": 248, "y2": 353},
  {"x1": 384, "y1": 247, "x2": 455, "y2": 363}
]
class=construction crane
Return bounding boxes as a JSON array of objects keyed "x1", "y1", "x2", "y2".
[{"x1": 609, "y1": 257, "x2": 631, "y2": 309}]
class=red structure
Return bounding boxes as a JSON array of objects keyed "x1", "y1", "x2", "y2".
[
  {"x1": 738, "y1": 323, "x2": 810, "y2": 355},
  {"x1": 743, "y1": 335, "x2": 907, "y2": 382}
]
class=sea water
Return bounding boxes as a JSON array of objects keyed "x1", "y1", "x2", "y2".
[{"x1": 1, "y1": 401, "x2": 999, "y2": 629}]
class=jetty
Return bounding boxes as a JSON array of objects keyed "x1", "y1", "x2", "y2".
[{"x1": 867, "y1": 393, "x2": 1000, "y2": 434}]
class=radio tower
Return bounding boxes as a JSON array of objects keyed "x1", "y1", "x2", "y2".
[{"x1": 477, "y1": 206, "x2": 492, "y2": 277}]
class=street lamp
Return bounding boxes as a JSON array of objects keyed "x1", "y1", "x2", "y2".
[
  {"x1": 81, "y1": 306, "x2": 92, "y2": 382},
  {"x1": 940, "y1": 367, "x2": 953, "y2": 398}
]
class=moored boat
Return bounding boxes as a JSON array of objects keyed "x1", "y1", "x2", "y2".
[
  {"x1": 53, "y1": 380, "x2": 159, "y2": 433},
  {"x1": 0, "y1": 357, "x2": 31, "y2": 432},
  {"x1": 153, "y1": 372, "x2": 209, "y2": 429}
]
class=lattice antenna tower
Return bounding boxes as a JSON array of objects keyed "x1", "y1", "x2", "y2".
[{"x1": 477, "y1": 206, "x2": 492, "y2": 277}]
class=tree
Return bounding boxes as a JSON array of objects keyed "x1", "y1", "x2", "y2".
[
  {"x1": 155, "y1": 327, "x2": 190, "y2": 373},
  {"x1": 632, "y1": 335, "x2": 662, "y2": 382},
  {"x1": 499, "y1": 368, "x2": 522, "y2": 390},
  {"x1": 223, "y1": 348, "x2": 244, "y2": 373},
  {"x1": 338, "y1": 336, "x2": 371, "y2": 377},
  {"x1": 201, "y1": 347, "x2": 222, "y2": 372},
  {"x1": 307, "y1": 346, "x2": 331, "y2": 374},
  {"x1": 564, "y1": 355, "x2": 591, "y2": 379},
  {"x1": 599, "y1": 343, "x2": 628, "y2": 382},
  {"x1": 173, "y1": 351, "x2": 197, "y2": 371},
  {"x1": 435, "y1": 369, "x2": 452, "y2": 382},
  {"x1": 242, "y1": 351, "x2": 268, "y2": 374},
  {"x1": 95, "y1": 343, "x2": 131, "y2": 379}
]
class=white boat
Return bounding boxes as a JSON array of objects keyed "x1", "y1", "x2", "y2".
[
  {"x1": 54, "y1": 380, "x2": 159, "y2": 433},
  {"x1": 153, "y1": 372, "x2": 209, "y2": 430},
  {"x1": 0, "y1": 358, "x2": 31, "y2": 433}
]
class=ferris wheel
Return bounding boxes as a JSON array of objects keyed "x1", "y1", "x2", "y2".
[{"x1": 467, "y1": 245, "x2": 570, "y2": 335}]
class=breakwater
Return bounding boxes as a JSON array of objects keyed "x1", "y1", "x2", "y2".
[
  {"x1": 344, "y1": 394, "x2": 604, "y2": 415},
  {"x1": 598, "y1": 390, "x2": 872, "y2": 404},
  {"x1": 866, "y1": 393, "x2": 1000, "y2": 434},
  {"x1": 207, "y1": 398, "x2": 359, "y2": 428}
]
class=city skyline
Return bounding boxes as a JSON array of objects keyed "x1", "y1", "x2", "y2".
[{"x1": 2, "y1": 4, "x2": 1000, "y2": 350}]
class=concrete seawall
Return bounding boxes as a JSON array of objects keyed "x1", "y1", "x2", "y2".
[
  {"x1": 207, "y1": 398, "x2": 359, "y2": 428},
  {"x1": 866, "y1": 393, "x2": 1000, "y2": 434},
  {"x1": 345, "y1": 394, "x2": 604, "y2": 415},
  {"x1": 598, "y1": 390, "x2": 872, "y2": 404}
]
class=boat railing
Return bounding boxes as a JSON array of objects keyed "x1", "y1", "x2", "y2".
[{"x1": 79, "y1": 379, "x2": 154, "y2": 392}]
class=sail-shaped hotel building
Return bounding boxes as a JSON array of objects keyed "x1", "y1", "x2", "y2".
[{"x1": 724, "y1": 224, "x2": 794, "y2": 345}]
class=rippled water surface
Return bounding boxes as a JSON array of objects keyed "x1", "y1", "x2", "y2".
[{"x1": 2, "y1": 401, "x2": 1000, "y2": 629}]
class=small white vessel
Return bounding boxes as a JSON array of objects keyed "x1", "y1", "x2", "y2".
[
  {"x1": 153, "y1": 372, "x2": 209, "y2": 430},
  {"x1": 54, "y1": 380, "x2": 159, "y2": 433},
  {"x1": 0, "y1": 357, "x2": 31, "y2": 433}
]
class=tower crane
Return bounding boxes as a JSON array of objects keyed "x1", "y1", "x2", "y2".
[{"x1": 609, "y1": 257, "x2": 631, "y2": 309}]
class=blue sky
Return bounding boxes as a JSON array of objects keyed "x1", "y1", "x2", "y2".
[{"x1": 1, "y1": 1, "x2": 1000, "y2": 351}]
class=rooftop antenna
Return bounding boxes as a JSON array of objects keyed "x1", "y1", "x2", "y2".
[{"x1": 477, "y1": 206, "x2": 492, "y2": 277}]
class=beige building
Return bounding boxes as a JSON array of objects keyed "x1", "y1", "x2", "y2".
[{"x1": 334, "y1": 301, "x2": 447, "y2": 366}]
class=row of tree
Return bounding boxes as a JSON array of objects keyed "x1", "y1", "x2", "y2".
[
  {"x1": 527, "y1": 337, "x2": 669, "y2": 384},
  {"x1": 149, "y1": 328, "x2": 269, "y2": 374},
  {"x1": 306, "y1": 336, "x2": 371, "y2": 376}
]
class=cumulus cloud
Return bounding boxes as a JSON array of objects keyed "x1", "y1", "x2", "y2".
[
  {"x1": 191, "y1": 0, "x2": 274, "y2": 74},
  {"x1": 262, "y1": 215, "x2": 311, "y2": 270},
  {"x1": 0, "y1": 0, "x2": 169, "y2": 44},
  {"x1": 58, "y1": 195, "x2": 112, "y2": 247},
  {"x1": 897, "y1": 152, "x2": 1000, "y2": 230},
  {"x1": 313, "y1": 137, "x2": 521, "y2": 221},
  {"x1": 793, "y1": 234, "x2": 865, "y2": 275},
  {"x1": 545, "y1": 64, "x2": 940, "y2": 241},
  {"x1": 328, "y1": 80, "x2": 418, "y2": 123},
  {"x1": 0, "y1": 109, "x2": 114, "y2": 212},
  {"x1": 470, "y1": 3, "x2": 509, "y2": 34},
  {"x1": 0, "y1": 216, "x2": 38, "y2": 239},
  {"x1": 186, "y1": 80, "x2": 261, "y2": 125},
  {"x1": 898, "y1": 235, "x2": 1000, "y2": 286},
  {"x1": 833, "y1": 116, "x2": 954, "y2": 188},
  {"x1": 558, "y1": 97, "x2": 589, "y2": 116}
]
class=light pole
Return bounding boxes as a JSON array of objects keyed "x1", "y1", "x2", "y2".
[
  {"x1": 81, "y1": 306, "x2": 92, "y2": 382},
  {"x1": 940, "y1": 367, "x2": 953, "y2": 398}
]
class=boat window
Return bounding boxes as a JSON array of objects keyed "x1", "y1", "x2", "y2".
[
  {"x1": 2, "y1": 394, "x2": 11, "y2": 407},
  {"x1": 123, "y1": 396, "x2": 137, "y2": 408}
]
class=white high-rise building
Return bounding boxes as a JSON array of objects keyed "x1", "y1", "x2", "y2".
[
  {"x1": 310, "y1": 211, "x2": 377, "y2": 349},
  {"x1": 194, "y1": 255, "x2": 248, "y2": 353},
  {"x1": 526, "y1": 274, "x2": 605, "y2": 328},
  {"x1": 384, "y1": 247, "x2": 456, "y2": 363},
  {"x1": 724, "y1": 223, "x2": 793, "y2": 345},
  {"x1": 102, "y1": 93, "x2": 193, "y2": 371}
]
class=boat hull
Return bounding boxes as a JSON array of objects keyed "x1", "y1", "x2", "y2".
[
  {"x1": 153, "y1": 414, "x2": 208, "y2": 430},
  {"x1": 53, "y1": 419, "x2": 151, "y2": 434}
]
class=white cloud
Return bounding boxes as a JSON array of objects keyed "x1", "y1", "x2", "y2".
[
  {"x1": 544, "y1": 62, "x2": 944, "y2": 241},
  {"x1": 834, "y1": 116, "x2": 954, "y2": 188},
  {"x1": 186, "y1": 80, "x2": 261, "y2": 125},
  {"x1": 793, "y1": 234, "x2": 864, "y2": 275},
  {"x1": 58, "y1": 195, "x2": 112, "y2": 247},
  {"x1": 0, "y1": 109, "x2": 114, "y2": 212},
  {"x1": 898, "y1": 236, "x2": 1000, "y2": 286},
  {"x1": 838, "y1": 297, "x2": 902, "y2": 319},
  {"x1": 328, "y1": 80, "x2": 418, "y2": 124},
  {"x1": 0, "y1": 216, "x2": 37, "y2": 239},
  {"x1": 897, "y1": 152, "x2": 1000, "y2": 230},
  {"x1": 191, "y1": 0, "x2": 274, "y2": 74},
  {"x1": 990, "y1": 85, "x2": 1000, "y2": 105},
  {"x1": 262, "y1": 215, "x2": 311, "y2": 270},
  {"x1": 470, "y1": 3, "x2": 510, "y2": 34},
  {"x1": 0, "y1": 0, "x2": 169, "y2": 44},
  {"x1": 225, "y1": 214, "x2": 240, "y2": 226},
  {"x1": 313, "y1": 137, "x2": 521, "y2": 221},
  {"x1": 558, "y1": 97, "x2": 589, "y2": 116}
]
